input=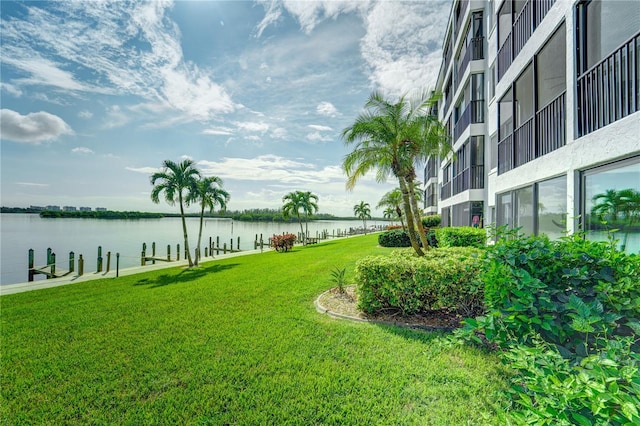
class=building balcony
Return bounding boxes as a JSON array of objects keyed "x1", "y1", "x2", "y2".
[
  {"x1": 453, "y1": 100, "x2": 485, "y2": 142},
  {"x1": 498, "y1": 91, "x2": 565, "y2": 174},
  {"x1": 453, "y1": 165, "x2": 485, "y2": 195},
  {"x1": 497, "y1": 0, "x2": 555, "y2": 82},
  {"x1": 576, "y1": 32, "x2": 639, "y2": 137},
  {"x1": 441, "y1": 182, "x2": 452, "y2": 200},
  {"x1": 454, "y1": 0, "x2": 470, "y2": 39},
  {"x1": 455, "y1": 36, "x2": 485, "y2": 88}
]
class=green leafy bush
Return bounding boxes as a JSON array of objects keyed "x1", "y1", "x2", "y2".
[
  {"x1": 456, "y1": 232, "x2": 640, "y2": 426},
  {"x1": 378, "y1": 229, "x2": 438, "y2": 248},
  {"x1": 378, "y1": 229, "x2": 411, "y2": 247},
  {"x1": 436, "y1": 227, "x2": 486, "y2": 248},
  {"x1": 421, "y1": 215, "x2": 441, "y2": 228},
  {"x1": 502, "y1": 337, "x2": 640, "y2": 425},
  {"x1": 355, "y1": 247, "x2": 484, "y2": 316},
  {"x1": 270, "y1": 233, "x2": 297, "y2": 252},
  {"x1": 476, "y1": 233, "x2": 640, "y2": 357}
]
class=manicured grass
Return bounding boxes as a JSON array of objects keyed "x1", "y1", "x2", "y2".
[{"x1": 1, "y1": 234, "x2": 509, "y2": 424}]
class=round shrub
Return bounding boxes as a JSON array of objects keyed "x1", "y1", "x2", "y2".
[
  {"x1": 378, "y1": 229, "x2": 411, "y2": 247},
  {"x1": 421, "y1": 215, "x2": 441, "y2": 228}
]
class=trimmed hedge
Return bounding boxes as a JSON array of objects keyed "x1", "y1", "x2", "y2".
[
  {"x1": 355, "y1": 247, "x2": 484, "y2": 316},
  {"x1": 421, "y1": 215, "x2": 441, "y2": 228},
  {"x1": 436, "y1": 226, "x2": 486, "y2": 248},
  {"x1": 378, "y1": 229, "x2": 438, "y2": 248}
]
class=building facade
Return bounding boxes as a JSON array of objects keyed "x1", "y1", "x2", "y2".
[{"x1": 429, "y1": 0, "x2": 640, "y2": 251}]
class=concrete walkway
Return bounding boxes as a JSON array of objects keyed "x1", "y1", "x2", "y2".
[{"x1": 0, "y1": 247, "x2": 267, "y2": 296}]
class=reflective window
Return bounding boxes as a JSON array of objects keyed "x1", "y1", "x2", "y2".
[
  {"x1": 515, "y1": 185, "x2": 534, "y2": 235},
  {"x1": 584, "y1": 158, "x2": 640, "y2": 253},
  {"x1": 538, "y1": 176, "x2": 567, "y2": 239}
]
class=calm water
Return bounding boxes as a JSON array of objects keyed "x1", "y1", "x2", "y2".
[{"x1": 0, "y1": 214, "x2": 378, "y2": 285}]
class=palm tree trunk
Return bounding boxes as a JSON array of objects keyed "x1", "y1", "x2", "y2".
[
  {"x1": 298, "y1": 213, "x2": 305, "y2": 245},
  {"x1": 396, "y1": 207, "x2": 406, "y2": 230},
  {"x1": 407, "y1": 172, "x2": 431, "y2": 250},
  {"x1": 399, "y1": 176, "x2": 424, "y2": 256},
  {"x1": 195, "y1": 204, "x2": 205, "y2": 267},
  {"x1": 179, "y1": 194, "x2": 193, "y2": 267}
]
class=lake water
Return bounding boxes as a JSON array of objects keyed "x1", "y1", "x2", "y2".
[{"x1": 0, "y1": 214, "x2": 381, "y2": 285}]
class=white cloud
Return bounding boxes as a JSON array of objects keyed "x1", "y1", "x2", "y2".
[
  {"x1": 308, "y1": 124, "x2": 333, "y2": 131},
  {"x1": 0, "y1": 109, "x2": 73, "y2": 143},
  {"x1": 1, "y1": 1, "x2": 238, "y2": 121},
  {"x1": 78, "y1": 110, "x2": 93, "y2": 119},
  {"x1": 202, "y1": 126, "x2": 234, "y2": 136},
  {"x1": 1, "y1": 82, "x2": 23, "y2": 97},
  {"x1": 125, "y1": 166, "x2": 159, "y2": 174},
  {"x1": 306, "y1": 132, "x2": 332, "y2": 143},
  {"x1": 271, "y1": 127, "x2": 288, "y2": 139},
  {"x1": 71, "y1": 147, "x2": 94, "y2": 154},
  {"x1": 233, "y1": 121, "x2": 270, "y2": 133},
  {"x1": 316, "y1": 101, "x2": 339, "y2": 117},
  {"x1": 198, "y1": 154, "x2": 343, "y2": 184},
  {"x1": 102, "y1": 105, "x2": 130, "y2": 129},
  {"x1": 17, "y1": 182, "x2": 49, "y2": 187}
]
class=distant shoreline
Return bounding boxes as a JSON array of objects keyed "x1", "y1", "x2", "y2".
[{"x1": 0, "y1": 207, "x2": 374, "y2": 222}]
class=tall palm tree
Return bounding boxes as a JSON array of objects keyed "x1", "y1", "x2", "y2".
[
  {"x1": 282, "y1": 190, "x2": 319, "y2": 244},
  {"x1": 342, "y1": 90, "x2": 451, "y2": 255},
  {"x1": 188, "y1": 176, "x2": 230, "y2": 266},
  {"x1": 353, "y1": 201, "x2": 372, "y2": 233},
  {"x1": 150, "y1": 159, "x2": 201, "y2": 267}
]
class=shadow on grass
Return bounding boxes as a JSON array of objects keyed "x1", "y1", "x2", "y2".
[
  {"x1": 134, "y1": 263, "x2": 239, "y2": 288},
  {"x1": 300, "y1": 241, "x2": 337, "y2": 250},
  {"x1": 374, "y1": 322, "x2": 450, "y2": 344}
]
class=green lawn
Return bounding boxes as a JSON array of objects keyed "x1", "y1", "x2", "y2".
[{"x1": 1, "y1": 234, "x2": 508, "y2": 424}]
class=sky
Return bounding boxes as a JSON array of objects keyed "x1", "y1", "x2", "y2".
[{"x1": 1, "y1": 0, "x2": 450, "y2": 216}]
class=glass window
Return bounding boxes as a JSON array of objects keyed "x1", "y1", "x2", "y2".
[
  {"x1": 538, "y1": 175, "x2": 567, "y2": 239},
  {"x1": 515, "y1": 185, "x2": 535, "y2": 235},
  {"x1": 584, "y1": 0, "x2": 640, "y2": 71},
  {"x1": 499, "y1": 88, "x2": 513, "y2": 140},
  {"x1": 497, "y1": 192, "x2": 513, "y2": 229},
  {"x1": 584, "y1": 158, "x2": 640, "y2": 253},
  {"x1": 537, "y1": 23, "x2": 566, "y2": 108},
  {"x1": 498, "y1": 0, "x2": 512, "y2": 48},
  {"x1": 514, "y1": 63, "x2": 534, "y2": 127}
]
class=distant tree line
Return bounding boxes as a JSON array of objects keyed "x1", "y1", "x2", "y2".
[{"x1": 38, "y1": 210, "x2": 164, "y2": 219}]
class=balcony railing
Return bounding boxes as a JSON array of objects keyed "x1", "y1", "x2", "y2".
[
  {"x1": 577, "y1": 33, "x2": 639, "y2": 137},
  {"x1": 441, "y1": 182, "x2": 452, "y2": 200},
  {"x1": 513, "y1": 0, "x2": 533, "y2": 58},
  {"x1": 497, "y1": 134, "x2": 513, "y2": 175},
  {"x1": 470, "y1": 165, "x2": 484, "y2": 189},
  {"x1": 514, "y1": 117, "x2": 534, "y2": 167},
  {"x1": 453, "y1": 165, "x2": 485, "y2": 195},
  {"x1": 456, "y1": 36, "x2": 485, "y2": 89},
  {"x1": 497, "y1": 33, "x2": 513, "y2": 81},
  {"x1": 471, "y1": 36, "x2": 484, "y2": 60},
  {"x1": 497, "y1": 0, "x2": 555, "y2": 82},
  {"x1": 536, "y1": 91, "x2": 566, "y2": 156},
  {"x1": 453, "y1": 100, "x2": 485, "y2": 142}
]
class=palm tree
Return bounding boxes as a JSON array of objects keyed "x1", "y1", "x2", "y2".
[
  {"x1": 282, "y1": 190, "x2": 319, "y2": 244},
  {"x1": 150, "y1": 159, "x2": 201, "y2": 267},
  {"x1": 188, "y1": 176, "x2": 230, "y2": 266},
  {"x1": 382, "y1": 207, "x2": 396, "y2": 224},
  {"x1": 342, "y1": 90, "x2": 451, "y2": 255},
  {"x1": 354, "y1": 201, "x2": 372, "y2": 233},
  {"x1": 377, "y1": 188, "x2": 405, "y2": 229},
  {"x1": 299, "y1": 190, "x2": 319, "y2": 242}
]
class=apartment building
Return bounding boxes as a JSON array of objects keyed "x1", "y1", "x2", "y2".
[{"x1": 428, "y1": 0, "x2": 639, "y2": 250}]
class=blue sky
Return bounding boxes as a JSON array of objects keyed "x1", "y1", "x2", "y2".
[{"x1": 1, "y1": 0, "x2": 449, "y2": 216}]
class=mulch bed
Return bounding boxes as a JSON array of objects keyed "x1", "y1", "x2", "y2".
[{"x1": 318, "y1": 285, "x2": 465, "y2": 331}]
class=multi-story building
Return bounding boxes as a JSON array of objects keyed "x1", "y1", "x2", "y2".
[{"x1": 428, "y1": 0, "x2": 639, "y2": 251}]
